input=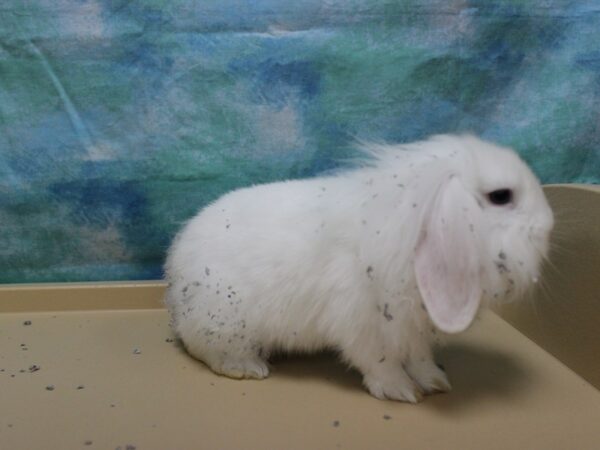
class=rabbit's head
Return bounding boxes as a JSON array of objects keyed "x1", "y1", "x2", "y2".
[{"x1": 407, "y1": 135, "x2": 554, "y2": 333}]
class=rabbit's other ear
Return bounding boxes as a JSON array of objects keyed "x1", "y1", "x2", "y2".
[{"x1": 415, "y1": 176, "x2": 483, "y2": 333}]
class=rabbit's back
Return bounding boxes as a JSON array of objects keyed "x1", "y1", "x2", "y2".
[{"x1": 164, "y1": 176, "x2": 368, "y2": 349}]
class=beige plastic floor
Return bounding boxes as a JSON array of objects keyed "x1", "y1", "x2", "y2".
[
  {"x1": 1, "y1": 308, "x2": 600, "y2": 450},
  {"x1": 1, "y1": 184, "x2": 600, "y2": 450}
]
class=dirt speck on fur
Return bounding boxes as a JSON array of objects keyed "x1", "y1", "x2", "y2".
[{"x1": 495, "y1": 261, "x2": 510, "y2": 274}]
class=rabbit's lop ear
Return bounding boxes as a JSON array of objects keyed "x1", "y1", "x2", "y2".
[{"x1": 415, "y1": 176, "x2": 482, "y2": 333}]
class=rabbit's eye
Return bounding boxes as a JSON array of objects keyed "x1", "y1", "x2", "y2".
[{"x1": 487, "y1": 189, "x2": 513, "y2": 206}]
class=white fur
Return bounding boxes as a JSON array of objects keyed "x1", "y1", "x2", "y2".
[{"x1": 164, "y1": 134, "x2": 554, "y2": 402}]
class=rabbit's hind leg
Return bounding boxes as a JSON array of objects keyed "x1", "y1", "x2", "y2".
[{"x1": 185, "y1": 337, "x2": 270, "y2": 380}]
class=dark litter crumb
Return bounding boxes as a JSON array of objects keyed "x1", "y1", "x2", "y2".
[
  {"x1": 28, "y1": 364, "x2": 41, "y2": 373},
  {"x1": 45, "y1": 385, "x2": 55, "y2": 391},
  {"x1": 382, "y1": 303, "x2": 393, "y2": 321},
  {"x1": 132, "y1": 348, "x2": 142, "y2": 355},
  {"x1": 77, "y1": 385, "x2": 85, "y2": 390},
  {"x1": 84, "y1": 440, "x2": 93, "y2": 446},
  {"x1": 165, "y1": 338, "x2": 174, "y2": 343},
  {"x1": 332, "y1": 420, "x2": 340, "y2": 428},
  {"x1": 383, "y1": 414, "x2": 392, "y2": 420},
  {"x1": 23, "y1": 320, "x2": 32, "y2": 326}
]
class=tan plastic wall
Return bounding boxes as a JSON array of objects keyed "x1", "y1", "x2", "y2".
[{"x1": 495, "y1": 185, "x2": 600, "y2": 389}]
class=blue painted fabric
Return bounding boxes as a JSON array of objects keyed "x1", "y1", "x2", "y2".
[{"x1": 0, "y1": 1, "x2": 598, "y2": 283}]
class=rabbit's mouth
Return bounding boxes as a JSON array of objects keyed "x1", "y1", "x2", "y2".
[
  {"x1": 481, "y1": 249, "x2": 541, "y2": 306},
  {"x1": 528, "y1": 231, "x2": 552, "y2": 262}
]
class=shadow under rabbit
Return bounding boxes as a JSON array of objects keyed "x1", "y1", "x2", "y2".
[
  {"x1": 270, "y1": 345, "x2": 529, "y2": 409},
  {"x1": 426, "y1": 343, "x2": 531, "y2": 413},
  {"x1": 269, "y1": 350, "x2": 364, "y2": 393},
  {"x1": 169, "y1": 332, "x2": 530, "y2": 409}
]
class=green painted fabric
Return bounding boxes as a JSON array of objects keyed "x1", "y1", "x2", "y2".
[{"x1": 0, "y1": 1, "x2": 598, "y2": 283}]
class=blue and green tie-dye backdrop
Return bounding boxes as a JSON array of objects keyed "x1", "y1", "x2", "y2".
[{"x1": 1, "y1": 1, "x2": 599, "y2": 283}]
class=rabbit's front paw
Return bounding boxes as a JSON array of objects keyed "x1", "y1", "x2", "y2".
[
  {"x1": 406, "y1": 359, "x2": 451, "y2": 394},
  {"x1": 363, "y1": 365, "x2": 424, "y2": 403}
]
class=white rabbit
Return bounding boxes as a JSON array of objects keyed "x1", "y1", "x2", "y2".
[{"x1": 164, "y1": 134, "x2": 554, "y2": 402}]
